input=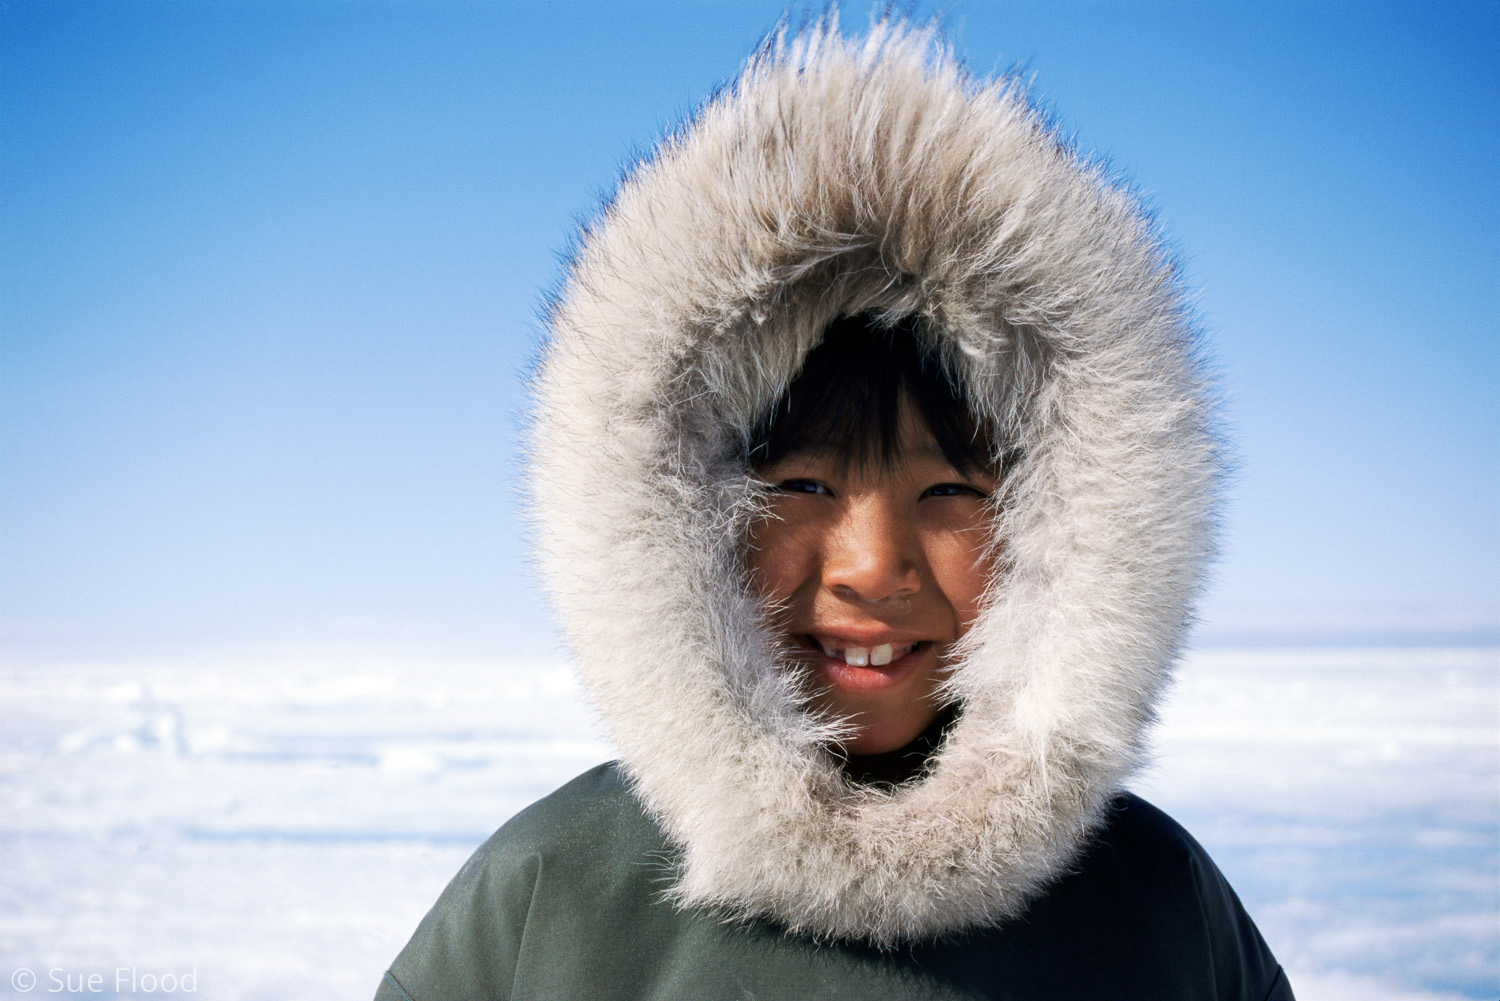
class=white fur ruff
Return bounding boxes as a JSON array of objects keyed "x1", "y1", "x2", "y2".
[{"x1": 530, "y1": 20, "x2": 1219, "y2": 946}]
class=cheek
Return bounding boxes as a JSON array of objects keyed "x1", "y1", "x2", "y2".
[
  {"x1": 927, "y1": 522, "x2": 997, "y2": 635},
  {"x1": 745, "y1": 517, "x2": 813, "y2": 606}
]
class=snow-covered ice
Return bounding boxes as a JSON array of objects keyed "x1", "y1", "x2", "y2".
[
  {"x1": 1136, "y1": 646, "x2": 1498, "y2": 1000},
  {"x1": 1, "y1": 646, "x2": 1495, "y2": 1000}
]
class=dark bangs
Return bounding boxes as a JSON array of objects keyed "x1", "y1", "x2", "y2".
[{"x1": 748, "y1": 315, "x2": 993, "y2": 475}]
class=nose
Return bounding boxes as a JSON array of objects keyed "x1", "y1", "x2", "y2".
[{"x1": 822, "y1": 494, "x2": 923, "y2": 603}]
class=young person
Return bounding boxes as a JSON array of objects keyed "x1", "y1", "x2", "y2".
[{"x1": 376, "y1": 21, "x2": 1293, "y2": 1001}]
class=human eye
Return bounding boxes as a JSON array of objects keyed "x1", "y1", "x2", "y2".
[
  {"x1": 767, "y1": 478, "x2": 831, "y2": 496},
  {"x1": 922, "y1": 482, "x2": 989, "y2": 499}
]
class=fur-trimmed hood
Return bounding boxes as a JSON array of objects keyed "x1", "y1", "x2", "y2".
[{"x1": 529, "y1": 21, "x2": 1219, "y2": 946}]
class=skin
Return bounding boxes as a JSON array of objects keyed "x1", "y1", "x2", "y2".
[{"x1": 747, "y1": 404, "x2": 997, "y2": 755}]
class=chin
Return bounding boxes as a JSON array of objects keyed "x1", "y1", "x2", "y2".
[{"x1": 832, "y1": 709, "x2": 941, "y2": 756}]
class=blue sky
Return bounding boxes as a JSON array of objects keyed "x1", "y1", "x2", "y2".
[{"x1": 2, "y1": 1, "x2": 1496, "y2": 661}]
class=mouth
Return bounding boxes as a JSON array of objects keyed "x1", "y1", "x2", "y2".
[
  {"x1": 810, "y1": 637, "x2": 922, "y2": 667},
  {"x1": 797, "y1": 634, "x2": 932, "y2": 694}
]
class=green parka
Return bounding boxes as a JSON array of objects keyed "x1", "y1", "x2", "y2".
[
  {"x1": 379, "y1": 19, "x2": 1291, "y2": 999},
  {"x1": 377, "y1": 765, "x2": 1290, "y2": 1000}
]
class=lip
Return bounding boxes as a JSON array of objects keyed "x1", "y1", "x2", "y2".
[{"x1": 797, "y1": 634, "x2": 932, "y2": 694}]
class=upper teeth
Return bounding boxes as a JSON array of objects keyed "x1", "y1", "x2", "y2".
[{"x1": 818, "y1": 641, "x2": 913, "y2": 666}]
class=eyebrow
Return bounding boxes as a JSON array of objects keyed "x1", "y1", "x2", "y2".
[
  {"x1": 900, "y1": 440, "x2": 970, "y2": 472},
  {"x1": 910, "y1": 442, "x2": 951, "y2": 461}
]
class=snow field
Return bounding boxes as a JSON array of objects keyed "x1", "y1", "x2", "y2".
[{"x1": 1, "y1": 647, "x2": 1495, "y2": 999}]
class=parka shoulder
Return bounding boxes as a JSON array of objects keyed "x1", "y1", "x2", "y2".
[
  {"x1": 379, "y1": 772, "x2": 1291, "y2": 1001},
  {"x1": 379, "y1": 764, "x2": 660, "y2": 1001}
]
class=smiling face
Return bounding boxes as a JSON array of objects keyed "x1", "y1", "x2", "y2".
[{"x1": 747, "y1": 402, "x2": 997, "y2": 755}]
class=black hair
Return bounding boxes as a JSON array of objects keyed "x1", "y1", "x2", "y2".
[{"x1": 748, "y1": 314, "x2": 993, "y2": 475}]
